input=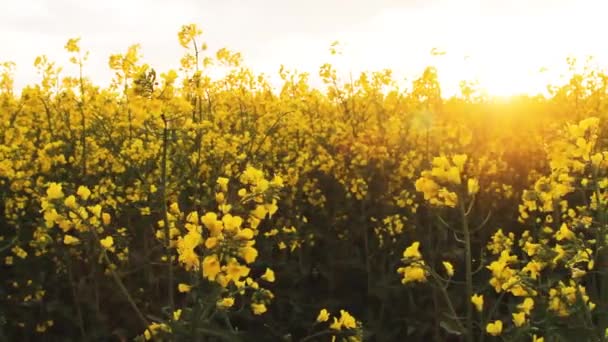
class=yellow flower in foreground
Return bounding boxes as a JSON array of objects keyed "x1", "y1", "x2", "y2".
[
  {"x1": 486, "y1": 320, "x2": 503, "y2": 336},
  {"x1": 46, "y1": 183, "x2": 64, "y2": 200},
  {"x1": 403, "y1": 241, "x2": 422, "y2": 260},
  {"x1": 512, "y1": 311, "x2": 526, "y2": 327},
  {"x1": 533, "y1": 334, "x2": 544, "y2": 342},
  {"x1": 467, "y1": 178, "x2": 480, "y2": 195},
  {"x1": 338, "y1": 310, "x2": 357, "y2": 329},
  {"x1": 261, "y1": 268, "x2": 275, "y2": 282},
  {"x1": 518, "y1": 297, "x2": 534, "y2": 315},
  {"x1": 397, "y1": 263, "x2": 427, "y2": 284},
  {"x1": 471, "y1": 294, "x2": 484, "y2": 312},
  {"x1": 329, "y1": 310, "x2": 357, "y2": 330},
  {"x1": 178, "y1": 283, "x2": 191, "y2": 293},
  {"x1": 100, "y1": 236, "x2": 114, "y2": 250},
  {"x1": 217, "y1": 177, "x2": 229, "y2": 191},
  {"x1": 555, "y1": 223, "x2": 574, "y2": 241},
  {"x1": 217, "y1": 297, "x2": 235, "y2": 309},
  {"x1": 236, "y1": 228, "x2": 254, "y2": 240},
  {"x1": 316, "y1": 309, "x2": 330, "y2": 322},
  {"x1": 202, "y1": 255, "x2": 221, "y2": 280},
  {"x1": 240, "y1": 246, "x2": 258, "y2": 264},
  {"x1": 75, "y1": 185, "x2": 91, "y2": 200},
  {"x1": 63, "y1": 235, "x2": 80, "y2": 246},
  {"x1": 442, "y1": 261, "x2": 454, "y2": 277},
  {"x1": 64, "y1": 195, "x2": 77, "y2": 209},
  {"x1": 102, "y1": 212, "x2": 111, "y2": 225},
  {"x1": 453, "y1": 154, "x2": 468, "y2": 171},
  {"x1": 89, "y1": 204, "x2": 102, "y2": 218},
  {"x1": 251, "y1": 303, "x2": 267, "y2": 315},
  {"x1": 204, "y1": 236, "x2": 218, "y2": 249}
]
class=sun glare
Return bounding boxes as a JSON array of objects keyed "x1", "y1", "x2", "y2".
[{"x1": 335, "y1": 1, "x2": 607, "y2": 99}]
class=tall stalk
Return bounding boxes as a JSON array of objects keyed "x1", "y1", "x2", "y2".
[
  {"x1": 161, "y1": 113, "x2": 175, "y2": 312},
  {"x1": 460, "y1": 196, "x2": 474, "y2": 342}
]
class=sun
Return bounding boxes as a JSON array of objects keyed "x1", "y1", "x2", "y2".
[{"x1": 428, "y1": 45, "x2": 573, "y2": 99}]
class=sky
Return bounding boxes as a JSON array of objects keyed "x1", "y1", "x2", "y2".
[{"x1": 1, "y1": 0, "x2": 608, "y2": 96}]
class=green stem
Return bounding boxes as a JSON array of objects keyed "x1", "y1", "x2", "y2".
[
  {"x1": 90, "y1": 228, "x2": 149, "y2": 329},
  {"x1": 427, "y1": 268, "x2": 466, "y2": 333},
  {"x1": 460, "y1": 197, "x2": 474, "y2": 342},
  {"x1": 65, "y1": 251, "x2": 86, "y2": 339},
  {"x1": 299, "y1": 330, "x2": 336, "y2": 342}
]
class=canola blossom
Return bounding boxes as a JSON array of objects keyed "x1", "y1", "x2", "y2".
[{"x1": 2, "y1": 22, "x2": 608, "y2": 342}]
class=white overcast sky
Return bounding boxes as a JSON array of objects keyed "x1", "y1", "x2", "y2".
[{"x1": 1, "y1": 0, "x2": 608, "y2": 96}]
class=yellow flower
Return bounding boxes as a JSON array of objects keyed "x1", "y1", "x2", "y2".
[
  {"x1": 486, "y1": 320, "x2": 503, "y2": 336},
  {"x1": 88, "y1": 204, "x2": 102, "y2": 218},
  {"x1": 251, "y1": 205, "x2": 268, "y2": 220},
  {"x1": 330, "y1": 317, "x2": 342, "y2": 330},
  {"x1": 261, "y1": 268, "x2": 275, "y2": 282},
  {"x1": 65, "y1": 37, "x2": 81, "y2": 53},
  {"x1": 397, "y1": 263, "x2": 427, "y2": 284},
  {"x1": 46, "y1": 183, "x2": 64, "y2": 200},
  {"x1": 467, "y1": 178, "x2": 479, "y2": 195},
  {"x1": 64, "y1": 195, "x2": 77, "y2": 209},
  {"x1": 571, "y1": 267, "x2": 586, "y2": 279},
  {"x1": 415, "y1": 177, "x2": 439, "y2": 200},
  {"x1": 217, "y1": 177, "x2": 229, "y2": 191},
  {"x1": 517, "y1": 297, "x2": 534, "y2": 315},
  {"x1": 452, "y1": 154, "x2": 468, "y2": 171},
  {"x1": 471, "y1": 294, "x2": 484, "y2": 312},
  {"x1": 76, "y1": 186, "x2": 91, "y2": 200},
  {"x1": 553, "y1": 244, "x2": 566, "y2": 264},
  {"x1": 512, "y1": 311, "x2": 526, "y2": 327},
  {"x1": 240, "y1": 246, "x2": 258, "y2": 264},
  {"x1": 12, "y1": 246, "x2": 27, "y2": 259},
  {"x1": 173, "y1": 309, "x2": 182, "y2": 321},
  {"x1": 202, "y1": 255, "x2": 221, "y2": 281},
  {"x1": 446, "y1": 166, "x2": 461, "y2": 184},
  {"x1": 100, "y1": 236, "x2": 114, "y2": 250},
  {"x1": 202, "y1": 212, "x2": 223, "y2": 236},
  {"x1": 102, "y1": 212, "x2": 111, "y2": 225},
  {"x1": 442, "y1": 261, "x2": 454, "y2": 277},
  {"x1": 178, "y1": 283, "x2": 191, "y2": 293},
  {"x1": 403, "y1": 241, "x2": 422, "y2": 260},
  {"x1": 204, "y1": 236, "x2": 219, "y2": 249},
  {"x1": 222, "y1": 214, "x2": 243, "y2": 232},
  {"x1": 225, "y1": 259, "x2": 250, "y2": 282},
  {"x1": 169, "y1": 202, "x2": 180, "y2": 214},
  {"x1": 555, "y1": 223, "x2": 574, "y2": 241},
  {"x1": 63, "y1": 235, "x2": 80, "y2": 245},
  {"x1": 236, "y1": 228, "x2": 254, "y2": 240},
  {"x1": 523, "y1": 242, "x2": 540, "y2": 257},
  {"x1": 329, "y1": 310, "x2": 357, "y2": 330},
  {"x1": 215, "y1": 192, "x2": 225, "y2": 204},
  {"x1": 271, "y1": 175, "x2": 284, "y2": 187},
  {"x1": 338, "y1": 310, "x2": 357, "y2": 329},
  {"x1": 251, "y1": 303, "x2": 267, "y2": 315},
  {"x1": 265, "y1": 201, "x2": 279, "y2": 217},
  {"x1": 316, "y1": 309, "x2": 330, "y2": 322},
  {"x1": 217, "y1": 297, "x2": 235, "y2": 309},
  {"x1": 532, "y1": 335, "x2": 544, "y2": 342}
]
